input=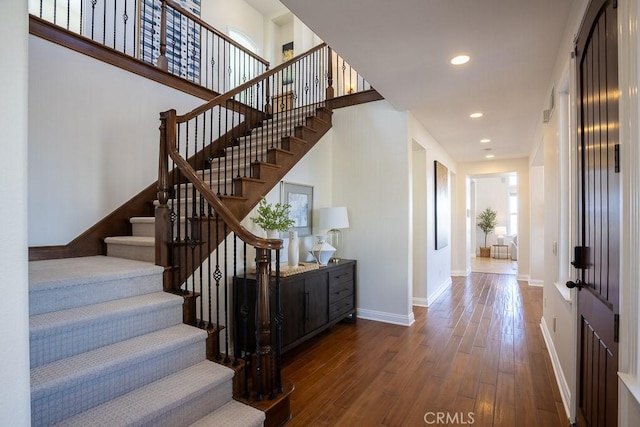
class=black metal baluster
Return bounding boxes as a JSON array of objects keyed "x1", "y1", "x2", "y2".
[
  {"x1": 241, "y1": 245, "x2": 249, "y2": 396},
  {"x1": 214, "y1": 210, "x2": 222, "y2": 361},
  {"x1": 113, "y1": 0, "x2": 117, "y2": 48},
  {"x1": 123, "y1": 0, "x2": 129, "y2": 54},
  {"x1": 224, "y1": 227, "x2": 231, "y2": 364},
  {"x1": 195, "y1": 116, "x2": 204, "y2": 328},
  {"x1": 90, "y1": 0, "x2": 96, "y2": 39}
]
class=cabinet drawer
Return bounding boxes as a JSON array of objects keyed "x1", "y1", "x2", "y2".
[
  {"x1": 329, "y1": 281, "x2": 353, "y2": 304},
  {"x1": 329, "y1": 265, "x2": 353, "y2": 287},
  {"x1": 329, "y1": 295, "x2": 354, "y2": 321}
]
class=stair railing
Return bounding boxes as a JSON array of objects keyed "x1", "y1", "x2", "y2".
[
  {"x1": 157, "y1": 42, "x2": 372, "y2": 400},
  {"x1": 30, "y1": 0, "x2": 269, "y2": 94}
]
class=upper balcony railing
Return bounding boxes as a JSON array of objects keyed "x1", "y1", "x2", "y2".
[{"x1": 29, "y1": 0, "x2": 270, "y2": 94}]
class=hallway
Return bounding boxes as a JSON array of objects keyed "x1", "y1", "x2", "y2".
[{"x1": 282, "y1": 273, "x2": 566, "y2": 426}]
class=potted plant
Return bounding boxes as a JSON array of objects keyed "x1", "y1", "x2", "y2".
[
  {"x1": 250, "y1": 198, "x2": 296, "y2": 237},
  {"x1": 477, "y1": 207, "x2": 498, "y2": 257}
]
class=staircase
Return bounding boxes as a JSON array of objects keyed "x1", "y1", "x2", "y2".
[
  {"x1": 104, "y1": 105, "x2": 333, "y2": 284},
  {"x1": 29, "y1": 255, "x2": 265, "y2": 426}
]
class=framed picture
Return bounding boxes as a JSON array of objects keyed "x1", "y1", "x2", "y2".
[
  {"x1": 281, "y1": 182, "x2": 313, "y2": 236},
  {"x1": 434, "y1": 160, "x2": 450, "y2": 249},
  {"x1": 282, "y1": 42, "x2": 294, "y2": 85}
]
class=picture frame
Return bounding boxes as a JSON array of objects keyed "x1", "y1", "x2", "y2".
[
  {"x1": 281, "y1": 182, "x2": 313, "y2": 236},
  {"x1": 434, "y1": 160, "x2": 450, "y2": 249}
]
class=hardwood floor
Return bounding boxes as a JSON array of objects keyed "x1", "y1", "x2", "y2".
[{"x1": 281, "y1": 273, "x2": 568, "y2": 426}]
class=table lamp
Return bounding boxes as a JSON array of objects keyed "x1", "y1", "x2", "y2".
[{"x1": 319, "y1": 207, "x2": 350, "y2": 262}]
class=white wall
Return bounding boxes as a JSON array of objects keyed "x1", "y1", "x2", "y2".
[
  {"x1": 28, "y1": 36, "x2": 204, "y2": 246},
  {"x1": 408, "y1": 113, "x2": 456, "y2": 306},
  {"x1": 201, "y1": 0, "x2": 265, "y2": 56},
  {"x1": 455, "y1": 159, "x2": 530, "y2": 281},
  {"x1": 529, "y1": 165, "x2": 545, "y2": 285},
  {"x1": 0, "y1": 1, "x2": 31, "y2": 424},
  {"x1": 331, "y1": 101, "x2": 413, "y2": 325},
  {"x1": 411, "y1": 142, "x2": 427, "y2": 305}
]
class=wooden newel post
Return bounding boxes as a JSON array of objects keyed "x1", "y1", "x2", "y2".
[
  {"x1": 158, "y1": 0, "x2": 169, "y2": 71},
  {"x1": 326, "y1": 46, "x2": 335, "y2": 99},
  {"x1": 156, "y1": 110, "x2": 176, "y2": 292},
  {"x1": 254, "y1": 247, "x2": 273, "y2": 400}
]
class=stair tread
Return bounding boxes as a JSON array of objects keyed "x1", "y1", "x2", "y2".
[
  {"x1": 104, "y1": 235, "x2": 155, "y2": 246},
  {"x1": 57, "y1": 361, "x2": 234, "y2": 427},
  {"x1": 189, "y1": 400, "x2": 265, "y2": 427},
  {"x1": 130, "y1": 216, "x2": 155, "y2": 224},
  {"x1": 30, "y1": 292, "x2": 184, "y2": 368},
  {"x1": 31, "y1": 324, "x2": 207, "y2": 396},
  {"x1": 30, "y1": 291, "x2": 182, "y2": 334},
  {"x1": 29, "y1": 255, "x2": 161, "y2": 291}
]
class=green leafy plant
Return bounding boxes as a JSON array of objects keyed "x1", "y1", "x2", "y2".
[
  {"x1": 477, "y1": 207, "x2": 498, "y2": 248},
  {"x1": 250, "y1": 198, "x2": 296, "y2": 232}
]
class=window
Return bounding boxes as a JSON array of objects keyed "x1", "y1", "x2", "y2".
[{"x1": 508, "y1": 191, "x2": 518, "y2": 235}]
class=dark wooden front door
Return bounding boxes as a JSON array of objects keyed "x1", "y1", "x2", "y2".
[{"x1": 573, "y1": 0, "x2": 620, "y2": 425}]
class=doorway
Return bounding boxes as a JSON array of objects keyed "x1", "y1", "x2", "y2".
[{"x1": 470, "y1": 173, "x2": 518, "y2": 275}]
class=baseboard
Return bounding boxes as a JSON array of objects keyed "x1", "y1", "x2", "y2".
[
  {"x1": 413, "y1": 297, "x2": 428, "y2": 307},
  {"x1": 357, "y1": 308, "x2": 415, "y2": 326},
  {"x1": 517, "y1": 274, "x2": 530, "y2": 282},
  {"x1": 451, "y1": 269, "x2": 470, "y2": 277},
  {"x1": 428, "y1": 277, "x2": 452, "y2": 306},
  {"x1": 540, "y1": 318, "x2": 571, "y2": 420},
  {"x1": 529, "y1": 279, "x2": 544, "y2": 287}
]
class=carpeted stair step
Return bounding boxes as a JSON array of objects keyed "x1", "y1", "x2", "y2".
[
  {"x1": 131, "y1": 216, "x2": 155, "y2": 237},
  {"x1": 31, "y1": 324, "x2": 207, "y2": 426},
  {"x1": 189, "y1": 400, "x2": 265, "y2": 427},
  {"x1": 104, "y1": 235, "x2": 155, "y2": 262},
  {"x1": 29, "y1": 256, "x2": 163, "y2": 315},
  {"x1": 56, "y1": 361, "x2": 237, "y2": 427},
  {"x1": 30, "y1": 291, "x2": 184, "y2": 367}
]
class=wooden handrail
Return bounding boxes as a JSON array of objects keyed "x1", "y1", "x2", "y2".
[
  {"x1": 177, "y1": 43, "x2": 328, "y2": 122},
  {"x1": 163, "y1": 0, "x2": 269, "y2": 66}
]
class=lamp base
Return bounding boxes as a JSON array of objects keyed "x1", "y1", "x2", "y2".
[{"x1": 326, "y1": 229, "x2": 342, "y2": 262}]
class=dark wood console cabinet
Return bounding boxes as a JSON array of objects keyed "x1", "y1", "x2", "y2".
[{"x1": 234, "y1": 259, "x2": 357, "y2": 354}]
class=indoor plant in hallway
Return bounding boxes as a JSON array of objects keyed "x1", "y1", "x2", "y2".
[{"x1": 477, "y1": 207, "x2": 498, "y2": 257}]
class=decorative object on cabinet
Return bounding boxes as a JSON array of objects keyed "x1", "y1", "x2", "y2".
[
  {"x1": 280, "y1": 182, "x2": 313, "y2": 236},
  {"x1": 319, "y1": 207, "x2": 349, "y2": 262},
  {"x1": 310, "y1": 236, "x2": 336, "y2": 265},
  {"x1": 234, "y1": 260, "x2": 357, "y2": 354},
  {"x1": 288, "y1": 230, "x2": 300, "y2": 268},
  {"x1": 250, "y1": 197, "x2": 295, "y2": 235}
]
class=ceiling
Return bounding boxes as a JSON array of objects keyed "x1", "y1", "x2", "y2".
[{"x1": 252, "y1": 0, "x2": 575, "y2": 163}]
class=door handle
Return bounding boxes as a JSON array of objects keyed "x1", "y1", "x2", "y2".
[{"x1": 566, "y1": 279, "x2": 584, "y2": 290}]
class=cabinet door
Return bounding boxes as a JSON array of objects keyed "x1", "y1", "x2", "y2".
[
  {"x1": 304, "y1": 271, "x2": 329, "y2": 333},
  {"x1": 280, "y1": 278, "x2": 305, "y2": 348}
]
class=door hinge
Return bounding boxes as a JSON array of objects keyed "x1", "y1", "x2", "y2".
[
  {"x1": 615, "y1": 144, "x2": 620, "y2": 173},
  {"x1": 614, "y1": 314, "x2": 620, "y2": 343},
  {"x1": 613, "y1": 0, "x2": 618, "y2": 9}
]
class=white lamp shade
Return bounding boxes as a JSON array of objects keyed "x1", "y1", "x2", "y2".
[
  {"x1": 494, "y1": 226, "x2": 507, "y2": 237},
  {"x1": 319, "y1": 207, "x2": 350, "y2": 230}
]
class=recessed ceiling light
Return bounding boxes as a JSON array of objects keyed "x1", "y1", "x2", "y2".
[
  {"x1": 450, "y1": 55, "x2": 470, "y2": 65},
  {"x1": 485, "y1": 154, "x2": 495, "y2": 159},
  {"x1": 480, "y1": 139, "x2": 491, "y2": 143},
  {"x1": 470, "y1": 112, "x2": 483, "y2": 119}
]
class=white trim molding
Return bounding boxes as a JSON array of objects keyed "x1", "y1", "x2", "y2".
[
  {"x1": 540, "y1": 319, "x2": 571, "y2": 420},
  {"x1": 451, "y1": 269, "x2": 471, "y2": 277},
  {"x1": 618, "y1": 0, "x2": 640, "y2": 406},
  {"x1": 528, "y1": 279, "x2": 544, "y2": 287},
  {"x1": 357, "y1": 308, "x2": 416, "y2": 326},
  {"x1": 427, "y1": 277, "x2": 452, "y2": 306},
  {"x1": 413, "y1": 297, "x2": 428, "y2": 307}
]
